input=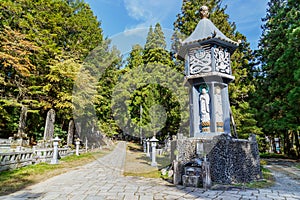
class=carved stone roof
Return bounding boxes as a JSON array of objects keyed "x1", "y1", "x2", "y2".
[{"x1": 179, "y1": 18, "x2": 238, "y2": 57}]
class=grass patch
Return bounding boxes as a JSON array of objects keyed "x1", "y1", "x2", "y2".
[
  {"x1": 260, "y1": 152, "x2": 288, "y2": 159},
  {"x1": 124, "y1": 142, "x2": 171, "y2": 179},
  {"x1": 127, "y1": 142, "x2": 143, "y2": 152},
  {"x1": 123, "y1": 170, "x2": 161, "y2": 178},
  {"x1": 0, "y1": 148, "x2": 112, "y2": 196}
]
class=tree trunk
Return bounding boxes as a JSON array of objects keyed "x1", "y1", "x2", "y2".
[
  {"x1": 294, "y1": 131, "x2": 300, "y2": 159},
  {"x1": 283, "y1": 131, "x2": 291, "y2": 155}
]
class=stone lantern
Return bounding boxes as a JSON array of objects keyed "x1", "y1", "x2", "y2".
[{"x1": 178, "y1": 5, "x2": 239, "y2": 137}]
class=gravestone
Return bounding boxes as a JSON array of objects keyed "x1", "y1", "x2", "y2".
[
  {"x1": 43, "y1": 109, "x2": 55, "y2": 141},
  {"x1": 17, "y1": 105, "x2": 28, "y2": 138},
  {"x1": 11, "y1": 105, "x2": 29, "y2": 146},
  {"x1": 67, "y1": 120, "x2": 75, "y2": 146},
  {"x1": 75, "y1": 122, "x2": 81, "y2": 139}
]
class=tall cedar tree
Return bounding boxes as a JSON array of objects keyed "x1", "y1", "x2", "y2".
[
  {"x1": 0, "y1": 0, "x2": 120, "y2": 142},
  {"x1": 173, "y1": 0, "x2": 262, "y2": 139},
  {"x1": 255, "y1": 0, "x2": 300, "y2": 157},
  {"x1": 123, "y1": 23, "x2": 182, "y2": 140}
]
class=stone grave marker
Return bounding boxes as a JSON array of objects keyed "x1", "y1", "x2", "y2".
[
  {"x1": 43, "y1": 109, "x2": 55, "y2": 141},
  {"x1": 17, "y1": 105, "x2": 28, "y2": 138},
  {"x1": 67, "y1": 120, "x2": 75, "y2": 146}
]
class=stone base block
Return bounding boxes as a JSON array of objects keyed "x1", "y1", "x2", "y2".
[{"x1": 182, "y1": 175, "x2": 200, "y2": 187}]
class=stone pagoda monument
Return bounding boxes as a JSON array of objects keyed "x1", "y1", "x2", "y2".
[
  {"x1": 171, "y1": 6, "x2": 261, "y2": 187},
  {"x1": 178, "y1": 5, "x2": 238, "y2": 137}
]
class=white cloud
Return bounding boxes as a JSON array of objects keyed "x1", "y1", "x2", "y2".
[
  {"x1": 123, "y1": 0, "x2": 178, "y2": 25},
  {"x1": 123, "y1": 0, "x2": 152, "y2": 21}
]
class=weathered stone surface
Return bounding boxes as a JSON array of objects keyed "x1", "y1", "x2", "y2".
[
  {"x1": 172, "y1": 134, "x2": 261, "y2": 184},
  {"x1": 208, "y1": 134, "x2": 262, "y2": 184},
  {"x1": 67, "y1": 120, "x2": 75, "y2": 146},
  {"x1": 17, "y1": 105, "x2": 28, "y2": 138},
  {"x1": 43, "y1": 109, "x2": 55, "y2": 141}
]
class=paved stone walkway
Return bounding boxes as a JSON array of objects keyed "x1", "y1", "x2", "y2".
[
  {"x1": 265, "y1": 160, "x2": 300, "y2": 195},
  {"x1": 1, "y1": 142, "x2": 300, "y2": 200}
]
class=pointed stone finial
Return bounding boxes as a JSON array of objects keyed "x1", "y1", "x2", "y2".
[{"x1": 200, "y1": 5, "x2": 209, "y2": 19}]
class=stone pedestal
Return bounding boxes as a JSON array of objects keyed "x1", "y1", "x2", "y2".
[
  {"x1": 182, "y1": 175, "x2": 200, "y2": 187},
  {"x1": 172, "y1": 134, "x2": 261, "y2": 184}
]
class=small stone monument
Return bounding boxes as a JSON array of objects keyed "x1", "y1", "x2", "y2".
[
  {"x1": 75, "y1": 122, "x2": 81, "y2": 138},
  {"x1": 150, "y1": 136, "x2": 159, "y2": 167},
  {"x1": 44, "y1": 109, "x2": 55, "y2": 141},
  {"x1": 146, "y1": 138, "x2": 150, "y2": 157},
  {"x1": 15, "y1": 105, "x2": 29, "y2": 146},
  {"x1": 51, "y1": 136, "x2": 61, "y2": 164},
  {"x1": 143, "y1": 138, "x2": 147, "y2": 153},
  {"x1": 75, "y1": 138, "x2": 80, "y2": 156},
  {"x1": 17, "y1": 105, "x2": 28, "y2": 138}
]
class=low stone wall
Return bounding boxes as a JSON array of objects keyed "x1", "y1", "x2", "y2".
[
  {"x1": 0, "y1": 151, "x2": 34, "y2": 172},
  {"x1": 172, "y1": 134, "x2": 262, "y2": 184},
  {"x1": 0, "y1": 148, "x2": 73, "y2": 172}
]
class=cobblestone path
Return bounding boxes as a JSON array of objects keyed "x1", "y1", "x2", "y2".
[{"x1": 1, "y1": 142, "x2": 300, "y2": 200}]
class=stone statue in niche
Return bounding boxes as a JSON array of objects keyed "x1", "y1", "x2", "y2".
[
  {"x1": 199, "y1": 88, "x2": 210, "y2": 132},
  {"x1": 215, "y1": 86, "x2": 224, "y2": 132}
]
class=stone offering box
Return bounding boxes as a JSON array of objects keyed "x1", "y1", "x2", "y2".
[{"x1": 182, "y1": 158, "x2": 202, "y2": 187}]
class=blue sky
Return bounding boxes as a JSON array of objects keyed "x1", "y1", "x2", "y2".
[{"x1": 85, "y1": 0, "x2": 268, "y2": 54}]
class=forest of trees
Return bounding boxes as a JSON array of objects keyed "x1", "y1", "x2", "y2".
[{"x1": 0, "y1": 0, "x2": 299, "y2": 157}]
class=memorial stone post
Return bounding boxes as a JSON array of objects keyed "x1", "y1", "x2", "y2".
[
  {"x1": 75, "y1": 138, "x2": 80, "y2": 156},
  {"x1": 67, "y1": 120, "x2": 75, "y2": 146},
  {"x1": 150, "y1": 136, "x2": 159, "y2": 167},
  {"x1": 146, "y1": 138, "x2": 150, "y2": 157},
  {"x1": 51, "y1": 136, "x2": 61, "y2": 164},
  {"x1": 44, "y1": 109, "x2": 55, "y2": 141}
]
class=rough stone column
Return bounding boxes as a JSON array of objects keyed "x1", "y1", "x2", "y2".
[
  {"x1": 17, "y1": 105, "x2": 28, "y2": 138},
  {"x1": 67, "y1": 120, "x2": 75, "y2": 146},
  {"x1": 75, "y1": 122, "x2": 81, "y2": 139},
  {"x1": 43, "y1": 109, "x2": 55, "y2": 141}
]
